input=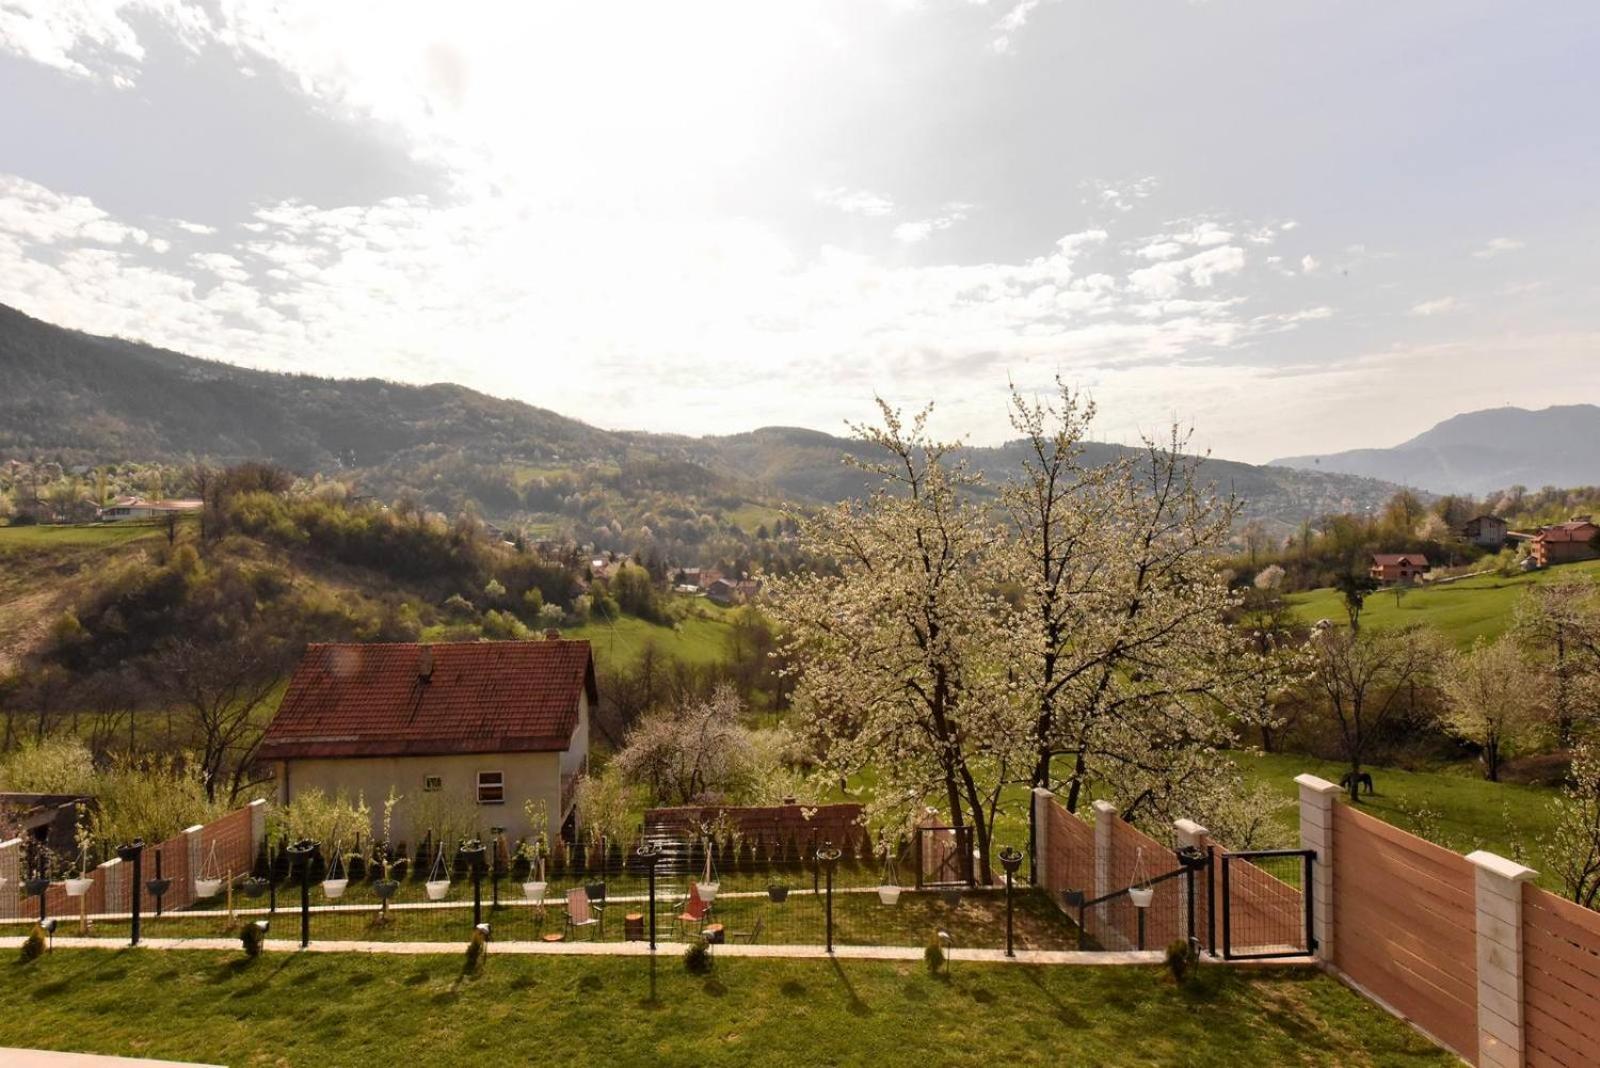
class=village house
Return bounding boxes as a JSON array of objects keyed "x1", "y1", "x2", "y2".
[
  {"x1": 1369, "y1": 552, "x2": 1429, "y2": 585},
  {"x1": 1460, "y1": 514, "x2": 1507, "y2": 549},
  {"x1": 1530, "y1": 516, "x2": 1600, "y2": 568},
  {"x1": 258, "y1": 636, "x2": 595, "y2": 846},
  {"x1": 97, "y1": 496, "x2": 203, "y2": 522}
]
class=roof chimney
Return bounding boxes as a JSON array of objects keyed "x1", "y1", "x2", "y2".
[
  {"x1": 544, "y1": 628, "x2": 561, "y2": 641},
  {"x1": 418, "y1": 646, "x2": 434, "y2": 682}
]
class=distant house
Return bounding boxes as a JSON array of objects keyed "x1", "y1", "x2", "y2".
[
  {"x1": 258, "y1": 637, "x2": 596, "y2": 845},
  {"x1": 1370, "y1": 553, "x2": 1430, "y2": 585},
  {"x1": 1461, "y1": 515, "x2": 1508, "y2": 550},
  {"x1": 706, "y1": 578, "x2": 740, "y2": 606},
  {"x1": 97, "y1": 497, "x2": 202, "y2": 522},
  {"x1": 1530, "y1": 517, "x2": 1600, "y2": 568}
]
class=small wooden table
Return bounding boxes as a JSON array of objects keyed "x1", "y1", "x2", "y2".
[
  {"x1": 702, "y1": 923, "x2": 725, "y2": 945},
  {"x1": 624, "y1": 912, "x2": 645, "y2": 941}
]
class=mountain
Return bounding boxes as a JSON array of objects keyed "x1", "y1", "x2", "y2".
[
  {"x1": 1, "y1": 302, "x2": 1403, "y2": 530},
  {"x1": 1271, "y1": 405, "x2": 1600, "y2": 497}
]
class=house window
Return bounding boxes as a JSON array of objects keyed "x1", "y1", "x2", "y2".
[
  {"x1": 477, "y1": 771, "x2": 505, "y2": 805},
  {"x1": 423, "y1": 775, "x2": 442, "y2": 792}
]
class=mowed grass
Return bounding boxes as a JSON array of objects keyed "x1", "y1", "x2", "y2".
[
  {"x1": 0, "y1": 521, "x2": 166, "y2": 553},
  {"x1": 1287, "y1": 559, "x2": 1600, "y2": 647},
  {"x1": 1234, "y1": 753, "x2": 1560, "y2": 888},
  {"x1": 566, "y1": 608, "x2": 734, "y2": 670},
  {"x1": 0, "y1": 949, "x2": 1455, "y2": 1067}
]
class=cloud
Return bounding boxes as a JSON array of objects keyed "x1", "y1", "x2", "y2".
[
  {"x1": 1127, "y1": 244, "x2": 1246, "y2": 299},
  {"x1": 1473, "y1": 237, "x2": 1525, "y2": 259},
  {"x1": 1410, "y1": 296, "x2": 1461, "y2": 317},
  {"x1": 892, "y1": 203, "x2": 972, "y2": 243},
  {"x1": 1086, "y1": 176, "x2": 1159, "y2": 214},
  {"x1": 990, "y1": 0, "x2": 1047, "y2": 54},
  {"x1": 1300, "y1": 255, "x2": 1319, "y2": 273},
  {"x1": 815, "y1": 187, "x2": 896, "y2": 217}
]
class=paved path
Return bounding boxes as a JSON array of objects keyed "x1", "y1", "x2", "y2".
[
  {"x1": 1, "y1": 1050, "x2": 220, "y2": 1067},
  {"x1": 0, "y1": 934, "x2": 1313, "y2": 967}
]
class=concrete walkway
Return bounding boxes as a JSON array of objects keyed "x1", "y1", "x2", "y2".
[
  {"x1": 1, "y1": 1050, "x2": 220, "y2": 1067},
  {"x1": 0, "y1": 934, "x2": 1313, "y2": 967}
]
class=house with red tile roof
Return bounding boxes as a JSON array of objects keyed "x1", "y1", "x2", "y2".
[
  {"x1": 259, "y1": 636, "x2": 596, "y2": 846},
  {"x1": 1530, "y1": 517, "x2": 1600, "y2": 568},
  {"x1": 1369, "y1": 553, "x2": 1429, "y2": 585}
]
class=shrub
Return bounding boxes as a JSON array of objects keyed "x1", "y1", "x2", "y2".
[
  {"x1": 924, "y1": 937, "x2": 945, "y2": 977},
  {"x1": 1165, "y1": 939, "x2": 1198, "y2": 984},
  {"x1": 683, "y1": 936, "x2": 714, "y2": 975},
  {"x1": 241, "y1": 921, "x2": 266, "y2": 958},
  {"x1": 20, "y1": 926, "x2": 46, "y2": 962},
  {"x1": 465, "y1": 928, "x2": 488, "y2": 975}
]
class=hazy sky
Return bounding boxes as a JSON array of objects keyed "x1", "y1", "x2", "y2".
[{"x1": 1, "y1": 2, "x2": 1597, "y2": 462}]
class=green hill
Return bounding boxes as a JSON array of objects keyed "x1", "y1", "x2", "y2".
[{"x1": 1287, "y1": 559, "x2": 1600, "y2": 646}]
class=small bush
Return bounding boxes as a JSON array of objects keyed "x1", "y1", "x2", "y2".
[
  {"x1": 683, "y1": 936, "x2": 714, "y2": 975},
  {"x1": 465, "y1": 929, "x2": 488, "y2": 975},
  {"x1": 1165, "y1": 939, "x2": 1198, "y2": 984},
  {"x1": 240, "y1": 922, "x2": 266, "y2": 958},
  {"x1": 20, "y1": 926, "x2": 46, "y2": 962},
  {"x1": 924, "y1": 937, "x2": 945, "y2": 977}
]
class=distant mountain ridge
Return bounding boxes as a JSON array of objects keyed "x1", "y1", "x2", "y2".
[
  {"x1": 1271, "y1": 405, "x2": 1600, "y2": 496},
  {"x1": 1, "y1": 301, "x2": 1404, "y2": 528}
]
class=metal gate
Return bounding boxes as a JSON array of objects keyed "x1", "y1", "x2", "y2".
[
  {"x1": 1220, "y1": 849, "x2": 1316, "y2": 960},
  {"x1": 914, "y1": 825, "x2": 974, "y2": 888}
]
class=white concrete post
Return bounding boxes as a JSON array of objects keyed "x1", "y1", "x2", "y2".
[
  {"x1": 183, "y1": 823, "x2": 205, "y2": 896},
  {"x1": 1467, "y1": 851, "x2": 1538, "y2": 1068},
  {"x1": 0, "y1": 838, "x2": 20, "y2": 920},
  {"x1": 1031, "y1": 787, "x2": 1053, "y2": 887},
  {"x1": 97, "y1": 857, "x2": 122, "y2": 915},
  {"x1": 249, "y1": 799, "x2": 269, "y2": 862},
  {"x1": 1091, "y1": 800, "x2": 1118, "y2": 901},
  {"x1": 1175, "y1": 818, "x2": 1210, "y2": 948},
  {"x1": 1296, "y1": 774, "x2": 1340, "y2": 963}
]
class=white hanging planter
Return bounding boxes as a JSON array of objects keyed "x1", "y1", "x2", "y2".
[
  {"x1": 425, "y1": 879, "x2": 451, "y2": 901},
  {"x1": 698, "y1": 881, "x2": 720, "y2": 904},
  {"x1": 877, "y1": 885, "x2": 902, "y2": 906},
  {"x1": 522, "y1": 880, "x2": 547, "y2": 904},
  {"x1": 194, "y1": 877, "x2": 223, "y2": 898},
  {"x1": 65, "y1": 877, "x2": 95, "y2": 898},
  {"x1": 322, "y1": 878, "x2": 349, "y2": 900},
  {"x1": 1128, "y1": 886, "x2": 1154, "y2": 909}
]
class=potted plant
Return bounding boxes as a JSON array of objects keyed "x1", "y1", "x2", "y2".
[
  {"x1": 767, "y1": 880, "x2": 790, "y2": 903},
  {"x1": 424, "y1": 841, "x2": 451, "y2": 901},
  {"x1": 64, "y1": 824, "x2": 95, "y2": 898},
  {"x1": 372, "y1": 790, "x2": 403, "y2": 906},
  {"x1": 322, "y1": 843, "x2": 350, "y2": 900},
  {"x1": 1128, "y1": 847, "x2": 1155, "y2": 909},
  {"x1": 194, "y1": 841, "x2": 223, "y2": 898},
  {"x1": 517, "y1": 801, "x2": 549, "y2": 905},
  {"x1": 22, "y1": 873, "x2": 50, "y2": 897}
]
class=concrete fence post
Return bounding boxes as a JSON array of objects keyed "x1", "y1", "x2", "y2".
[
  {"x1": 1467, "y1": 851, "x2": 1538, "y2": 1068},
  {"x1": 1295, "y1": 774, "x2": 1340, "y2": 963},
  {"x1": 97, "y1": 857, "x2": 123, "y2": 914},
  {"x1": 0, "y1": 838, "x2": 21, "y2": 920},
  {"x1": 183, "y1": 823, "x2": 205, "y2": 896},
  {"x1": 249, "y1": 799, "x2": 269, "y2": 863},
  {"x1": 1174, "y1": 818, "x2": 1210, "y2": 947},
  {"x1": 1031, "y1": 788, "x2": 1054, "y2": 888},
  {"x1": 1091, "y1": 800, "x2": 1118, "y2": 902}
]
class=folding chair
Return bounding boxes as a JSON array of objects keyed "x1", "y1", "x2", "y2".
[
  {"x1": 671, "y1": 881, "x2": 709, "y2": 939},
  {"x1": 565, "y1": 886, "x2": 603, "y2": 941},
  {"x1": 729, "y1": 915, "x2": 764, "y2": 945}
]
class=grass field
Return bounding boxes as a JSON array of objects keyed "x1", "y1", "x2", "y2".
[
  {"x1": 0, "y1": 949, "x2": 1454, "y2": 1066},
  {"x1": 1234, "y1": 752, "x2": 1559, "y2": 888},
  {"x1": 1287, "y1": 559, "x2": 1600, "y2": 647},
  {"x1": 566, "y1": 607, "x2": 735, "y2": 670},
  {"x1": 0, "y1": 521, "x2": 167, "y2": 552}
]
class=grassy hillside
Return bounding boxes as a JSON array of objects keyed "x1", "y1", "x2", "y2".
[
  {"x1": 1287, "y1": 559, "x2": 1600, "y2": 646},
  {"x1": 0, "y1": 950, "x2": 1454, "y2": 1067}
]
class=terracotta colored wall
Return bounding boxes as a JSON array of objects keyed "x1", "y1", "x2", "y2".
[
  {"x1": 1332, "y1": 805, "x2": 1478, "y2": 1062},
  {"x1": 1041, "y1": 799, "x2": 1094, "y2": 899},
  {"x1": 1522, "y1": 883, "x2": 1600, "y2": 1068}
]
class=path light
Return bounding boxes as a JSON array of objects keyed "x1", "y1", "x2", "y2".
[
  {"x1": 40, "y1": 917, "x2": 57, "y2": 952},
  {"x1": 116, "y1": 839, "x2": 144, "y2": 947},
  {"x1": 284, "y1": 839, "x2": 316, "y2": 949},
  {"x1": 999, "y1": 846, "x2": 1024, "y2": 958},
  {"x1": 937, "y1": 929, "x2": 954, "y2": 976},
  {"x1": 636, "y1": 842, "x2": 661, "y2": 951},
  {"x1": 475, "y1": 922, "x2": 492, "y2": 941},
  {"x1": 458, "y1": 839, "x2": 488, "y2": 928},
  {"x1": 816, "y1": 842, "x2": 842, "y2": 954}
]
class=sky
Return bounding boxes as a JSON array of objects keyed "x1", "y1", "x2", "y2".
[{"x1": 1, "y1": 1, "x2": 1597, "y2": 464}]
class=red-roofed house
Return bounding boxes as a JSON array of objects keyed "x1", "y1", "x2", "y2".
[
  {"x1": 259, "y1": 637, "x2": 596, "y2": 844},
  {"x1": 1530, "y1": 518, "x2": 1600, "y2": 568},
  {"x1": 1369, "y1": 553, "x2": 1429, "y2": 584}
]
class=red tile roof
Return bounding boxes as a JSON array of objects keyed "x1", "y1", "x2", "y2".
[
  {"x1": 1371, "y1": 553, "x2": 1428, "y2": 566},
  {"x1": 259, "y1": 640, "x2": 596, "y2": 760},
  {"x1": 1534, "y1": 520, "x2": 1598, "y2": 544}
]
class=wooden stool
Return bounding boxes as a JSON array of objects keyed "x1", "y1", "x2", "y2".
[
  {"x1": 702, "y1": 923, "x2": 725, "y2": 945},
  {"x1": 542, "y1": 932, "x2": 565, "y2": 943},
  {"x1": 624, "y1": 912, "x2": 645, "y2": 941}
]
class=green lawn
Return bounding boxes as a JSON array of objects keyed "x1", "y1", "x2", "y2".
[
  {"x1": 1287, "y1": 559, "x2": 1600, "y2": 647},
  {"x1": 0, "y1": 949, "x2": 1454, "y2": 1066},
  {"x1": 1234, "y1": 752, "x2": 1559, "y2": 888},
  {"x1": 566, "y1": 608, "x2": 734, "y2": 670},
  {"x1": 0, "y1": 521, "x2": 167, "y2": 553}
]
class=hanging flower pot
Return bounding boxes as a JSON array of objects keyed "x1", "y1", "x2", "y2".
[
  {"x1": 65, "y1": 877, "x2": 95, "y2": 898},
  {"x1": 877, "y1": 885, "x2": 902, "y2": 906},
  {"x1": 145, "y1": 877, "x2": 171, "y2": 898},
  {"x1": 1128, "y1": 886, "x2": 1154, "y2": 908},
  {"x1": 322, "y1": 877, "x2": 349, "y2": 900},
  {"x1": 194, "y1": 876, "x2": 223, "y2": 898},
  {"x1": 241, "y1": 877, "x2": 270, "y2": 898},
  {"x1": 698, "y1": 880, "x2": 720, "y2": 904},
  {"x1": 373, "y1": 879, "x2": 400, "y2": 900},
  {"x1": 425, "y1": 879, "x2": 451, "y2": 901},
  {"x1": 522, "y1": 880, "x2": 547, "y2": 904},
  {"x1": 768, "y1": 883, "x2": 790, "y2": 903},
  {"x1": 22, "y1": 876, "x2": 50, "y2": 897},
  {"x1": 194, "y1": 840, "x2": 223, "y2": 898}
]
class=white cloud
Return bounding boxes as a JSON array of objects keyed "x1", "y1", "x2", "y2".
[
  {"x1": 1410, "y1": 296, "x2": 1461, "y2": 317},
  {"x1": 1127, "y1": 244, "x2": 1246, "y2": 299},
  {"x1": 815, "y1": 187, "x2": 896, "y2": 217},
  {"x1": 1474, "y1": 237, "x2": 1525, "y2": 259},
  {"x1": 892, "y1": 203, "x2": 972, "y2": 243},
  {"x1": 1300, "y1": 254, "x2": 1319, "y2": 273}
]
